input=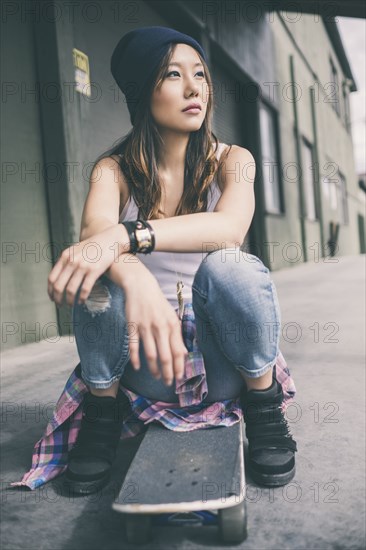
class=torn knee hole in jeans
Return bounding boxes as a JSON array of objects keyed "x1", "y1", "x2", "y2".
[{"x1": 83, "y1": 279, "x2": 112, "y2": 317}]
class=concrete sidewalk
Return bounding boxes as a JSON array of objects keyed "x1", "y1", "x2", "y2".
[{"x1": 1, "y1": 254, "x2": 365, "y2": 550}]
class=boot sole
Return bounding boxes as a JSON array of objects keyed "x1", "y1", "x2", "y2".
[
  {"x1": 63, "y1": 471, "x2": 111, "y2": 495},
  {"x1": 249, "y1": 464, "x2": 296, "y2": 487}
]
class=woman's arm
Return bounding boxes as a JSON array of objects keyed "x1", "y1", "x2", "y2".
[
  {"x1": 148, "y1": 146, "x2": 255, "y2": 252},
  {"x1": 80, "y1": 146, "x2": 255, "y2": 256},
  {"x1": 83, "y1": 211, "x2": 238, "y2": 255},
  {"x1": 48, "y1": 147, "x2": 255, "y2": 305},
  {"x1": 147, "y1": 211, "x2": 241, "y2": 253},
  {"x1": 105, "y1": 250, "x2": 188, "y2": 385},
  {"x1": 104, "y1": 250, "x2": 151, "y2": 289},
  {"x1": 78, "y1": 157, "x2": 129, "y2": 254}
]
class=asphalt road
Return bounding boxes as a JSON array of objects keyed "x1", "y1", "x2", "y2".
[{"x1": 1, "y1": 254, "x2": 365, "y2": 550}]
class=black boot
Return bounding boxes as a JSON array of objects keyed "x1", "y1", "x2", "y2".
[
  {"x1": 241, "y1": 369, "x2": 298, "y2": 487},
  {"x1": 63, "y1": 391, "x2": 126, "y2": 495}
]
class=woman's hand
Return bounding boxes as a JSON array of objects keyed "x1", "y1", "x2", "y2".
[
  {"x1": 47, "y1": 225, "x2": 128, "y2": 306},
  {"x1": 123, "y1": 269, "x2": 189, "y2": 387}
]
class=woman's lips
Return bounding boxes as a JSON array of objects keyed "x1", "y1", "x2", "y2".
[{"x1": 182, "y1": 107, "x2": 201, "y2": 114}]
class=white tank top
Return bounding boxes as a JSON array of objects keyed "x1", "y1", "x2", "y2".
[{"x1": 119, "y1": 142, "x2": 229, "y2": 308}]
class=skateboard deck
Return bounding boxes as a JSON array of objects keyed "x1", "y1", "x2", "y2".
[{"x1": 113, "y1": 417, "x2": 247, "y2": 544}]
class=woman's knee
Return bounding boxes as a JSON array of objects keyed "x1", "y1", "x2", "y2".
[
  {"x1": 73, "y1": 273, "x2": 125, "y2": 319},
  {"x1": 72, "y1": 276, "x2": 132, "y2": 385},
  {"x1": 193, "y1": 247, "x2": 269, "y2": 292},
  {"x1": 78, "y1": 275, "x2": 113, "y2": 317},
  {"x1": 72, "y1": 273, "x2": 130, "y2": 352}
]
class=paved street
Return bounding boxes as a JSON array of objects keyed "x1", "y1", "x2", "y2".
[{"x1": 1, "y1": 254, "x2": 365, "y2": 550}]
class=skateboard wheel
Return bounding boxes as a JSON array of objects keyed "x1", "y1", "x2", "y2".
[
  {"x1": 218, "y1": 501, "x2": 248, "y2": 544},
  {"x1": 125, "y1": 513, "x2": 152, "y2": 544}
]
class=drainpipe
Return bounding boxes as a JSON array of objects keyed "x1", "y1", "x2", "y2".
[
  {"x1": 289, "y1": 55, "x2": 307, "y2": 262},
  {"x1": 310, "y1": 86, "x2": 325, "y2": 257}
]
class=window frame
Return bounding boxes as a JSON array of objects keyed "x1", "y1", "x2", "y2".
[
  {"x1": 329, "y1": 56, "x2": 341, "y2": 117},
  {"x1": 301, "y1": 137, "x2": 318, "y2": 222},
  {"x1": 258, "y1": 99, "x2": 284, "y2": 216},
  {"x1": 337, "y1": 170, "x2": 349, "y2": 225}
]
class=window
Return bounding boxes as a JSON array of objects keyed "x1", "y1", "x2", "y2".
[
  {"x1": 330, "y1": 178, "x2": 338, "y2": 210},
  {"x1": 322, "y1": 176, "x2": 330, "y2": 200},
  {"x1": 342, "y1": 81, "x2": 351, "y2": 133},
  {"x1": 324, "y1": 165, "x2": 339, "y2": 211},
  {"x1": 302, "y1": 139, "x2": 317, "y2": 221},
  {"x1": 322, "y1": 164, "x2": 349, "y2": 223},
  {"x1": 338, "y1": 171, "x2": 349, "y2": 224},
  {"x1": 329, "y1": 57, "x2": 340, "y2": 116},
  {"x1": 259, "y1": 102, "x2": 281, "y2": 214}
]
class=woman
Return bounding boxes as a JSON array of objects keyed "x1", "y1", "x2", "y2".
[{"x1": 45, "y1": 26, "x2": 297, "y2": 494}]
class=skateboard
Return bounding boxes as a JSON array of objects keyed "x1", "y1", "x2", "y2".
[{"x1": 113, "y1": 417, "x2": 248, "y2": 545}]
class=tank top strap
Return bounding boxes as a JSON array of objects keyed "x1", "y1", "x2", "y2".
[
  {"x1": 214, "y1": 141, "x2": 230, "y2": 161},
  {"x1": 207, "y1": 142, "x2": 230, "y2": 211}
]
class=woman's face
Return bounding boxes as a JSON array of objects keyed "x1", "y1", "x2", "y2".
[{"x1": 150, "y1": 43, "x2": 208, "y2": 132}]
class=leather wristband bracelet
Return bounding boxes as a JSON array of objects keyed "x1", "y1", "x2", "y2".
[
  {"x1": 119, "y1": 219, "x2": 155, "y2": 254},
  {"x1": 135, "y1": 219, "x2": 156, "y2": 254},
  {"x1": 119, "y1": 221, "x2": 138, "y2": 254}
]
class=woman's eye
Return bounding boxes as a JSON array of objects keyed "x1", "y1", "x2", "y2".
[{"x1": 166, "y1": 70, "x2": 205, "y2": 78}]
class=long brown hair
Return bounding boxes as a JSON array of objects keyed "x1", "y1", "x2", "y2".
[{"x1": 96, "y1": 42, "x2": 232, "y2": 220}]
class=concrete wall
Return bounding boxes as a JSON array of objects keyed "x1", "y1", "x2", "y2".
[
  {"x1": 1, "y1": 6, "x2": 58, "y2": 351},
  {"x1": 269, "y1": 12, "x2": 362, "y2": 268}
]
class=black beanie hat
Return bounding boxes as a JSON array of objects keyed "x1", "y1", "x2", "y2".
[{"x1": 110, "y1": 26, "x2": 208, "y2": 125}]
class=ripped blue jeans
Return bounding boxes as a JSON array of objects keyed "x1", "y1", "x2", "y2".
[{"x1": 72, "y1": 248, "x2": 282, "y2": 403}]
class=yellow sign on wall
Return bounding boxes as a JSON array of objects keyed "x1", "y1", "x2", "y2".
[{"x1": 72, "y1": 48, "x2": 91, "y2": 97}]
